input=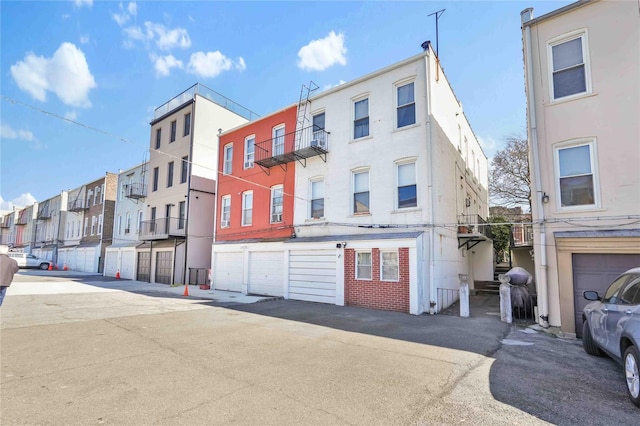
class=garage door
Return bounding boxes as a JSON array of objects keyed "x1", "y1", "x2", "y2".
[
  {"x1": 104, "y1": 251, "x2": 118, "y2": 276},
  {"x1": 121, "y1": 250, "x2": 135, "y2": 280},
  {"x1": 289, "y1": 249, "x2": 337, "y2": 304},
  {"x1": 213, "y1": 252, "x2": 243, "y2": 292},
  {"x1": 137, "y1": 252, "x2": 150, "y2": 282},
  {"x1": 573, "y1": 253, "x2": 640, "y2": 336},
  {"x1": 78, "y1": 248, "x2": 96, "y2": 272},
  {"x1": 248, "y1": 252, "x2": 284, "y2": 297},
  {"x1": 155, "y1": 251, "x2": 173, "y2": 284}
]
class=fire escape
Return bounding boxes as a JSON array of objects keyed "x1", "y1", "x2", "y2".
[{"x1": 254, "y1": 82, "x2": 329, "y2": 174}]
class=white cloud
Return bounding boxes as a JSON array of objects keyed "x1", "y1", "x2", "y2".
[
  {"x1": 151, "y1": 54, "x2": 184, "y2": 77},
  {"x1": 297, "y1": 31, "x2": 347, "y2": 71},
  {"x1": 74, "y1": 0, "x2": 93, "y2": 8},
  {"x1": 478, "y1": 135, "x2": 499, "y2": 159},
  {"x1": 187, "y1": 51, "x2": 245, "y2": 78},
  {"x1": 0, "y1": 193, "x2": 38, "y2": 211},
  {"x1": 323, "y1": 80, "x2": 346, "y2": 91},
  {"x1": 80, "y1": 35, "x2": 90, "y2": 44},
  {"x1": 127, "y1": 2, "x2": 137, "y2": 16},
  {"x1": 145, "y1": 22, "x2": 191, "y2": 50},
  {"x1": 1, "y1": 124, "x2": 35, "y2": 142},
  {"x1": 113, "y1": 11, "x2": 130, "y2": 26},
  {"x1": 113, "y1": 1, "x2": 137, "y2": 26},
  {"x1": 64, "y1": 111, "x2": 78, "y2": 121},
  {"x1": 10, "y1": 42, "x2": 97, "y2": 108}
]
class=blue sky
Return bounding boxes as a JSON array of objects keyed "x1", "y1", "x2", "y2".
[{"x1": 0, "y1": 0, "x2": 571, "y2": 209}]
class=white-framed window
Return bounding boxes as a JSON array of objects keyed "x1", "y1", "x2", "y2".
[
  {"x1": 312, "y1": 112, "x2": 326, "y2": 147},
  {"x1": 101, "y1": 184, "x2": 105, "y2": 203},
  {"x1": 137, "y1": 210, "x2": 143, "y2": 234},
  {"x1": 244, "y1": 135, "x2": 255, "y2": 169},
  {"x1": 273, "y1": 125, "x2": 285, "y2": 156},
  {"x1": 396, "y1": 81, "x2": 415, "y2": 128},
  {"x1": 221, "y1": 195, "x2": 231, "y2": 228},
  {"x1": 223, "y1": 144, "x2": 233, "y2": 175},
  {"x1": 125, "y1": 212, "x2": 131, "y2": 234},
  {"x1": 397, "y1": 161, "x2": 417, "y2": 209},
  {"x1": 310, "y1": 179, "x2": 324, "y2": 219},
  {"x1": 178, "y1": 201, "x2": 185, "y2": 230},
  {"x1": 270, "y1": 185, "x2": 283, "y2": 223},
  {"x1": 84, "y1": 218, "x2": 88, "y2": 236},
  {"x1": 183, "y1": 112, "x2": 191, "y2": 136},
  {"x1": 548, "y1": 30, "x2": 590, "y2": 101},
  {"x1": 356, "y1": 251, "x2": 372, "y2": 280},
  {"x1": 242, "y1": 191, "x2": 253, "y2": 226},
  {"x1": 94, "y1": 186, "x2": 100, "y2": 205},
  {"x1": 353, "y1": 169, "x2": 370, "y2": 214},
  {"x1": 380, "y1": 250, "x2": 399, "y2": 281},
  {"x1": 554, "y1": 140, "x2": 597, "y2": 208},
  {"x1": 98, "y1": 214, "x2": 103, "y2": 235},
  {"x1": 91, "y1": 216, "x2": 97, "y2": 235},
  {"x1": 354, "y1": 97, "x2": 369, "y2": 139}
]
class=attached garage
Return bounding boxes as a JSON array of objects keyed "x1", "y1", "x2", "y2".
[
  {"x1": 213, "y1": 252, "x2": 243, "y2": 292},
  {"x1": 247, "y1": 251, "x2": 284, "y2": 297},
  {"x1": 573, "y1": 253, "x2": 640, "y2": 336},
  {"x1": 155, "y1": 251, "x2": 173, "y2": 284},
  {"x1": 137, "y1": 251, "x2": 150, "y2": 282},
  {"x1": 104, "y1": 251, "x2": 118, "y2": 276},
  {"x1": 288, "y1": 249, "x2": 337, "y2": 304}
]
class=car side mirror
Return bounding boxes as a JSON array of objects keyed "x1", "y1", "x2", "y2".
[{"x1": 583, "y1": 290, "x2": 600, "y2": 301}]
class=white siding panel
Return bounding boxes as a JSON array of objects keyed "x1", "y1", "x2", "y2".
[
  {"x1": 213, "y1": 252, "x2": 243, "y2": 292},
  {"x1": 248, "y1": 251, "x2": 284, "y2": 297},
  {"x1": 288, "y1": 249, "x2": 337, "y2": 304}
]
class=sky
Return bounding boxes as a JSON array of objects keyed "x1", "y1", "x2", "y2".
[{"x1": 0, "y1": 0, "x2": 572, "y2": 210}]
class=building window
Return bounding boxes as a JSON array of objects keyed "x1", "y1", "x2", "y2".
[
  {"x1": 556, "y1": 142, "x2": 596, "y2": 207},
  {"x1": 353, "y1": 170, "x2": 370, "y2": 214},
  {"x1": 221, "y1": 195, "x2": 231, "y2": 228},
  {"x1": 271, "y1": 185, "x2": 283, "y2": 223},
  {"x1": 356, "y1": 251, "x2": 372, "y2": 280},
  {"x1": 273, "y1": 125, "x2": 285, "y2": 156},
  {"x1": 91, "y1": 216, "x2": 96, "y2": 235},
  {"x1": 242, "y1": 191, "x2": 253, "y2": 226},
  {"x1": 84, "y1": 218, "x2": 88, "y2": 236},
  {"x1": 312, "y1": 112, "x2": 326, "y2": 147},
  {"x1": 117, "y1": 215, "x2": 122, "y2": 235},
  {"x1": 178, "y1": 201, "x2": 185, "y2": 229},
  {"x1": 354, "y1": 98, "x2": 369, "y2": 139},
  {"x1": 150, "y1": 207, "x2": 156, "y2": 232},
  {"x1": 152, "y1": 167, "x2": 159, "y2": 192},
  {"x1": 94, "y1": 186, "x2": 100, "y2": 205},
  {"x1": 380, "y1": 250, "x2": 399, "y2": 281},
  {"x1": 223, "y1": 144, "x2": 233, "y2": 175},
  {"x1": 397, "y1": 82, "x2": 415, "y2": 128},
  {"x1": 181, "y1": 156, "x2": 188, "y2": 183},
  {"x1": 183, "y1": 113, "x2": 191, "y2": 136},
  {"x1": 170, "y1": 120, "x2": 176, "y2": 142},
  {"x1": 397, "y1": 162, "x2": 417, "y2": 208},
  {"x1": 167, "y1": 161, "x2": 174, "y2": 188},
  {"x1": 311, "y1": 179, "x2": 324, "y2": 219},
  {"x1": 137, "y1": 210, "x2": 143, "y2": 233},
  {"x1": 549, "y1": 32, "x2": 589, "y2": 100},
  {"x1": 244, "y1": 135, "x2": 255, "y2": 169},
  {"x1": 98, "y1": 214, "x2": 103, "y2": 235},
  {"x1": 125, "y1": 212, "x2": 131, "y2": 234},
  {"x1": 155, "y1": 128, "x2": 161, "y2": 149}
]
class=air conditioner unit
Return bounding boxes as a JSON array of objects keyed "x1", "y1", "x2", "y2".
[
  {"x1": 221, "y1": 220, "x2": 230, "y2": 228},
  {"x1": 271, "y1": 213, "x2": 282, "y2": 223},
  {"x1": 124, "y1": 228, "x2": 130, "y2": 234},
  {"x1": 310, "y1": 139, "x2": 325, "y2": 148},
  {"x1": 244, "y1": 161, "x2": 253, "y2": 168}
]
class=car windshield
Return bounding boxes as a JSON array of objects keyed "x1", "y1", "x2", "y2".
[{"x1": 603, "y1": 275, "x2": 630, "y2": 303}]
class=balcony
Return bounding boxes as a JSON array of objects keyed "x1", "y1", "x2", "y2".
[
  {"x1": 37, "y1": 209, "x2": 52, "y2": 220},
  {"x1": 512, "y1": 223, "x2": 533, "y2": 247},
  {"x1": 139, "y1": 217, "x2": 186, "y2": 240},
  {"x1": 124, "y1": 183, "x2": 147, "y2": 200},
  {"x1": 457, "y1": 214, "x2": 492, "y2": 250},
  {"x1": 68, "y1": 198, "x2": 88, "y2": 212},
  {"x1": 255, "y1": 125, "x2": 329, "y2": 170}
]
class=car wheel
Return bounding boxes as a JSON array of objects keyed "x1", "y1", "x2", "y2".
[
  {"x1": 582, "y1": 320, "x2": 603, "y2": 356},
  {"x1": 40, "y1": 263, "x2": 49, "y2": 270},
  {"x1": 624, "y1": 345, "x2": 640, "y2": 407}
]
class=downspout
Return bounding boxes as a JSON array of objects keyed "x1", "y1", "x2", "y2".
[
  {"x1": 424, "y1": 45, "x2": 437, "y2": 314},
  {"x1": 522, "y1": 8, "x2": 549, "y2": 328},
  {"x1": 182, "y1": 98, "x2": 196, "y2": 285}
]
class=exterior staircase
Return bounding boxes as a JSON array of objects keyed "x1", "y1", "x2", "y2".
[{"x1": 473, "y1": 265, "x2": 511, "y2": 295}]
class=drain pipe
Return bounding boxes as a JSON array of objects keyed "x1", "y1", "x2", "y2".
[
  {"x1": 424, "y1": 43, "x2": 437, "y2": 315},
  {"x1": 522, "y1": 8, "x2": 549, "y2": 328}
]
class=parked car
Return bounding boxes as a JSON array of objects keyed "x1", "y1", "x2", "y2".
[
  {"x1": 7, "y1": 252, "x2": 51, "y2": 270},
  {"x1": 582, "y1": 267, "x2": 640, "y2": 407}
]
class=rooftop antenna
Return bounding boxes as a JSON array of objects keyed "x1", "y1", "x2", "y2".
[{"x1": 427, "y1": 9, "x2": 445, "y2": 57}]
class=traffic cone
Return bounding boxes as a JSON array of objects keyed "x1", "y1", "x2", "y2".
[
  {"x1": 48, "y1": 263, "x2": 52, "y2": 271},
  {"x1": 63, "y1": 263, "x2": 68, "y2": 271},
  {"x1": 183, "y1": 284, "x2": 189, "y2": 296},
  {"x1": 116, "y1": 270, "x2": 121, "y2": 279}
]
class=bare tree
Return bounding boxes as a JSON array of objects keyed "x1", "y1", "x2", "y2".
[{"x1": 489, "y1": 136, "x2": 531, "y2": 209}]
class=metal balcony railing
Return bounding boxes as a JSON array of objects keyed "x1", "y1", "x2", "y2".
[
  {"x1": 511, "y1": 223, "x2": 534, "y2": 247},
  {"x1": 457, "y1": 214, "x2": 492, "y2": 239},
  {"x1": 68, "y1": 198, "x2": 88, "y2": 212},
  {"x1": 37, "y1": 209, "x2": 52, "y2": 220},
  {"x1": 255, "y1": 125, "x2": 329, "y2": 168},
  {"x1": 139, "y1": 217, "x2": 186, "y2": 239},
  {"x1": 124, "y1": 183, "x2": 147, "y2": 199}
]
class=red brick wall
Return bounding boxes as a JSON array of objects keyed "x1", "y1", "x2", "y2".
[{"x1": 345, "y1": 247, "x2": 410, "y2": 313}]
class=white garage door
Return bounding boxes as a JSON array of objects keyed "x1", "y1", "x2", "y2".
[
  {"x1": 248, "y1": 252, "x2": 284, "y2": 297},
  {"x1": 104, "y1": 251, "x2": 118, "y2": 276},
  {"x1": 58, "y1": 249, "x2": 69, "y2": 269},
  {"x1": 120, "y1": 250, "x2": 135, "y2": 280},
  {"x1": 79, "y1": 248, "x2": 96, "y2": 272},
  {"x1": 289, "y1": 249, "x2": 337, "y2": 304},
  {"x1": 213, "y1": 252, "x2": 243, "y2": 292}
]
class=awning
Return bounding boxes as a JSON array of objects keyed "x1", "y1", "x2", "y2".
[{"x1": 136, "y1": 239, "x2": 185, "y2": 250}]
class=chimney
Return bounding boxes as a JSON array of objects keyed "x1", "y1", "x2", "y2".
[
  {"x1": 521, "y1": 8, "x2": 534, "y2": 24},
  {"x1": 421, "y1": 41, "x2": 431, "y2": 52}
]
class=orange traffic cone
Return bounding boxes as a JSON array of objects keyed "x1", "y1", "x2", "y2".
[
  {"x1": 63, "y1": 263, "x2": 68, "y2": 271},
  {"x1": 116, "y1": 270, "x2": 121, "y2": 279},
  {"x1": 183, "y1": 284, "x2": 189, "y2": 296},
  {"x1": 48, "y1": 263, "x2": 52, "y2": 271}
]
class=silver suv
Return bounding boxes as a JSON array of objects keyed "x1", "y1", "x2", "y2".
[
  {"x1": 8, "y1": 252, "x2": 51, "y2": 270},
  {"x1": 582, "y1": 267, "x2": 640, "y2": 407}
]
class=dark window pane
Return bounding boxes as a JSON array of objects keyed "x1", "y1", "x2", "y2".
[
  {"x1": 398, "y1": 185, "x2": 417, "y2": 208},
  {"x1": 553, "y1": 65, "x2": 586, "y2": 99},
  {"x1": 354, "y1": 191, "x2": 369, "y2": 213},
  {"x1": 354, "y1": 117, "x2": 369, "y2": 138},
  {"x1": 311, "y1": 199, "x2": 324, "y2": 219},
  {"x1": 560, "y1": 175, "x2": 594, "y2": 206},
  {"x1": 398, "y1": 104, "x2": 416, "y2": 128}
]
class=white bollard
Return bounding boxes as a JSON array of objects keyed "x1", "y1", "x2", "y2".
[
  {"x1": 498, "y1": 274, "x2": 512, "y2": 324},
  {"x1": 458, "y1": 274, "x2": 470, "y2": 318}
]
